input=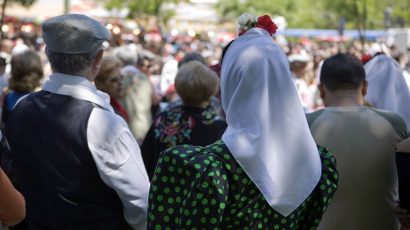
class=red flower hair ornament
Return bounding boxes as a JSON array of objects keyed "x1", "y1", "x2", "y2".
[
  {"x1": 237, "y1": 13, "x2": 278, "y2": 37},
  {"x1": 255, "y1": 15, "x2": 278, "y2": 36},
  {"x1": 361, "y1": 54, "x2": 372, "y2": 65}
]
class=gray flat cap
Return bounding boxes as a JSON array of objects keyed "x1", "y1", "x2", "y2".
[{"x1": 42, "y1": 14, "x2": 111, "y2": 54}]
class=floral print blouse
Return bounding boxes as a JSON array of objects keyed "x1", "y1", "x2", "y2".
[{"x1": 141, "y1": 105, "x2": 227, "y2": 179}]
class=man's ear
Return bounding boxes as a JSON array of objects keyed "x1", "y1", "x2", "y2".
[
  {"x1": 92, "y1": 50, "x2": 104, "y2": 72},
  {"x1": 361, "y1": 80, "x2": 368, "y2": 97},
  {"x1": 319, "y1": 83, "x2": 326, "y2": 100}
]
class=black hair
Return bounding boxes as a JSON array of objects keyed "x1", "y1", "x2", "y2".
[
  {"x1": 320, "y1": 53, "x2": 365, "y2": 91},
  {"x1": 220, "y1": 39, "x2": 235, "y2": 65},
  {"x1": 46, "y1": 48, "x2": 98, "y2": 75},
  {"x1": 178, "y1": 52, "x2": 206, "y2": 68}
]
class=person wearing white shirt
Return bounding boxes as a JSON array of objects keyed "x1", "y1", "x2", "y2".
[{"x1": 5, "y1": 14, "x2": 149, "y2": 230}]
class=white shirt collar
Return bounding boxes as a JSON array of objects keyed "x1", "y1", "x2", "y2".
[{"x1": 42, "y1": 73, "x2": 113, "y2": 112}]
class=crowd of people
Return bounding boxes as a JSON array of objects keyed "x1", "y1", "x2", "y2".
[{"x1": 0, "y1": 11, "x2": 409, "y2": 230}]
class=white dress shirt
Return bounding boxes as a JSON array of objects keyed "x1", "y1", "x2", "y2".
[{"x1": 42, "y1": 73, "x2": 150, "y2": 229}]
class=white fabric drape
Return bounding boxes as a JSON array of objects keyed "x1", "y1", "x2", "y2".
[
  {"x1": 220, "y1": 28, "x2": 321, "y2": 216},
  {"x1": 365, "y1": 55, "x2": 410, "y2": 131}
]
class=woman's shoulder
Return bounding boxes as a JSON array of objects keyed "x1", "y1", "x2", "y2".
[
  {"x1": 162, "y1": 140, "x2": 227, "y2": 160},
  {"x1": 317, "y1": 145, "x2": 337, "y2": 167}
]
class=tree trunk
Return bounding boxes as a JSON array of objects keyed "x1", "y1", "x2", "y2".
[
  {"x1": 354, "y1": 0, "x2": 365, "y2": 47},
  {"x1": 0, "y1": 0, "x2": 8, "y2": 41}
]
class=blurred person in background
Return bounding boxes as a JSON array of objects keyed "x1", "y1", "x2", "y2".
[
  {"x1": 0, "y1": 55, "x2": 8, "y2": 93},
  {"x1": 2, "y1": 50, "x2": 43, "y2": 125},
  {"x1": 177, "y1": 51, "x2": 206, "y2": 68},
  {"x1": 141, "y1": 61, "x2": 226, "y2": 179},
  {"x1": 289, "y1": 53, "x2": 315, "y2": 112},
  {"x1": 159, "y1": 51, "x2": 213, "y2": 113},
  {"x1": 159, "y1": 59, "x2": 178, "y2": 102},
  {"x1": 137, "y1": 55, "x2": 154, "y2": 77},
  {"x1": 95, "y1": 56, "x2": 128, "y2": 122},
  {"x1": 113, "y1": 46, "x2": 154, "y2": 144},
  {"x1": 393, "y1": 53, "x2": 410, "y2": 91},
  {"x1": 364, "y1": 54, "x2": 410, "y2": 132},
  {"x1": 137, "y1": 52, "x2": 162, "y2": 115}
]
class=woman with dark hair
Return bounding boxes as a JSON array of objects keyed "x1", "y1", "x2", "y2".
[{"x1": 2, "y1": 50, "x2": 43, "y2": 124}]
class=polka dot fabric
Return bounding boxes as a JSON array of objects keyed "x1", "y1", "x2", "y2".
[{"x1": 147, "y1": 140, "x2": 338, "y2": 229}]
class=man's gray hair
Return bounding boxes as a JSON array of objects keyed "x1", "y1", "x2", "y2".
[
  {"x1": 46, "y1": 48, "x2": 99, "y2": 75},
  {"x1": 113, "y1": 46, "x2": 138, "y2": 66}
]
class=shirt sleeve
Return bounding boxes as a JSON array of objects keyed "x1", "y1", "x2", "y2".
[
  {"x1": 0, "y1": 168, "x2": 25, "y2": 227},
  {"x1": 87, "y1": 108, "x2": 150, "y2": 230}
]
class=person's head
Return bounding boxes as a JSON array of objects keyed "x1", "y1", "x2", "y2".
[
  {"x1": 289, "y1": 54, "x2": 311, "y2": 78},
  {"x1": 319, "y1": 53, "x2": 367, "y2": 105},
  {"x1": 220, "y1": 14, "x2": 321, "y2": 216},
  {"x1": 175, "y1": 61, "x2": 219, "y2": 107},
  {"x1": 0, "y1": 39, "x2": 13, "y2": 53},
  {"x1": 42, "y1": 14, "x2": 111, "y2": 79},
  {"x1": 178, "y1": 52, "x2": 206, "y2": 68},
  {"x1": 113, "y1": 46, "x2": 138, "y2": 66},
  {"x1": 364, "y1": 54, "x2": 410, "y2": 129},
  {"x1": 137, "y1": 56, "x2": 152, "y2": 76},
  {"x1": 94, "y1": 56, "x2": 124, "y2": 99},
  {"x1": 9, "y1": 50, "x2": 43, "y2": 94}
]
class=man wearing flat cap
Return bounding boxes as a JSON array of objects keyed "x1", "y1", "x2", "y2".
[{"x1": 5, "y1": 14, "x2": 150, "y2": 229}]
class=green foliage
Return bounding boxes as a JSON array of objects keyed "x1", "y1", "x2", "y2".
[
  {"x1": 215, "y1": 0, "x2": 409, "y2": 29},
  {"x1": 0, "y1": 0, "x2": 37, "y2": 39},
  {"x1": 5, "y1": 0, "x2": 36, "y2": 7},
  {"x1": 101, "y1": 0, "x2": 180, "y2": 18}
]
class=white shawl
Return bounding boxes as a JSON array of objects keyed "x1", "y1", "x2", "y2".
[
  {"x1": 220, "y1": 28, "x2": 321, "y2": 216},
  {"x1": 365, "y1": 54, "x2": 410, "y2": 131}
]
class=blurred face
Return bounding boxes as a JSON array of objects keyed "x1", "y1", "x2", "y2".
[
  {"x1": 95, "y1": 67, "x2": 124, "y2": 99},
  {"x1": 138, "y1": 59, "x2": 151, "y2": 76}
]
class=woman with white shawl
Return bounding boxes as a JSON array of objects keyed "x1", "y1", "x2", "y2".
[
  {"x1": 147, "y1": 14, "x2": 338, "y2": 229},
  {"x1": 364, "y1": 54, "x2": 410, "y2": 132}
]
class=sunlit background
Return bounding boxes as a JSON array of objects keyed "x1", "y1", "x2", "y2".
[{"x1": 3, "y1": 0, "x2": 409, "y2": 43}]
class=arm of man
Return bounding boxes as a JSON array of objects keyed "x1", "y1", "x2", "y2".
[
  {"x1": 87, "y1": 108, "x2": 150, "y2": 229},
  {"x1": 0, "y1": 168, "x2": 25, "y2": 226}
]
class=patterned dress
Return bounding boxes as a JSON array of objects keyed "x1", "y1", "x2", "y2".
[
  {"x1": 141, "y1": 105, "x2": 227, "y2": 179},
  {"x1": 147, "y1": 140, "x2": 338, "y2": 230}
]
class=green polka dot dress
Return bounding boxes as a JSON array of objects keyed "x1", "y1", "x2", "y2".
[{"x1": 147, "y1": 140, "x2": 338, "y2": 229}]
